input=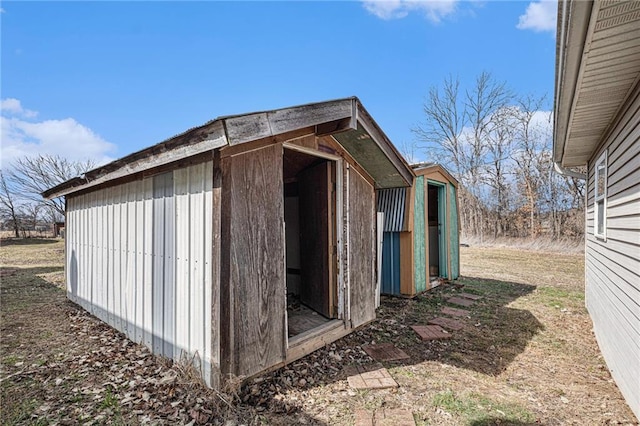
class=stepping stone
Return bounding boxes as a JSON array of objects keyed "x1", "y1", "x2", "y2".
[
  {"x1": 354, "y1": 409, "x2": 416, "y2": 426},
  {"x1": 363, "y1": 343, "x2": 410, "y2": 362},
  {"x1": 459, "y1": 292, "x2": 483, "y2": 300},
  {"x1": 354, "y1": 409, "x2": 373, "y2": 426},
  {"x1": 447, "y1": 296, "x2": 475, "y2": 307},
  {"x1": 376, "y1": 409, "x2": 416, "y2": 426},
  {"x1": 0, "y1": 269, "x2": 17, "y2": 277},
  {"x1": 428, "y1": 316, "x2": 464, "y2": 331},
  {"x1": 411, "y1": 325, "x2": 452, "y2": 341},
  {"x1": 441, "y1": 306, "x2": 469, "y2": 317},
  {"x1": 347, "y1": 367, "x2": 398, "y2": 390}
]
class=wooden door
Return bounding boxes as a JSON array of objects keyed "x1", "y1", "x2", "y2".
[
  {"x1": 349, "y1": 168, "x2": 376, "y2": 328},
  {"x1": 299, "y1": 161, "x2": 332, "y2": 318}
]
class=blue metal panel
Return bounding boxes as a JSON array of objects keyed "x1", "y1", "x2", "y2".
[{"x1": 381, "y1": 232, "x2": 401, "y2": 295}]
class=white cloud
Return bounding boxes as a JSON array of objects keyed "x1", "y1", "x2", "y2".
[
  {"x1": 517, "y1": 0, "x2": 557, "y2": 33},
  {"x1": 1, "y1": 98, "x2": 38, "y2": 119},
  {"x1": 1, "y1": 99, "x2": 116, "y2": 167},
  {"x1": 362, "y1": 0, "x2": 459, "y2": 23}
]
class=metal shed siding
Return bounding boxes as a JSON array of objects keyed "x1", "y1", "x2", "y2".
[
  {"x1": 584, "y1": 86, "x2": 640, "y2": 418},
  {"x1": 381, "y1": 232, "x2": 401, "y2": 295},
  {"x1": 376, "y1": 188, "x2": 406, "y2": 232},
  {"x1": 66, "y1": 161, "x2": 215, "y2": 385},
  {"x1": 377, "y1": 187, "x2": 405, "y2": 295},
  {"x1": 413, "y1": 176, "x2": 427, "y2": 293}
]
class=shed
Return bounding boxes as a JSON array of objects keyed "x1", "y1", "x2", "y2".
[
  {"x1": 43, "y1": 97, "x2": 414, "y2": 387},
  {"x1": 376, "y1": 163, "x2": 460, "y2": 297},
  {"x1": 554, "y1": 0, "x2": 640, "y2": 418}
]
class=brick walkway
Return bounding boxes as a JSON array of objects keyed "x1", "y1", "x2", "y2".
[
  {"x1": 447, "y1": 296, "x2": 475, "y2": 307},
  {"x1": 428, "y1": 316, "x2": 464, "y2": 331},
  {"x1": 441, "y1": 306, "x2": 470, "y2": 317},
  {"x1": 354, "y1": 408, "x2": 416, "y2": 426},
  {"x1": 363, "y1": 343, "x2": 410, "y2": 362},
  {"x1": 458, "y1": 292, "x2": 483, "y2": 300},
  {"x1": 411, "y1": 325, "x2": 452, "y2": 341},
  {"x1": 347, "y1": 367, "x2": 398, "y2": 390}
]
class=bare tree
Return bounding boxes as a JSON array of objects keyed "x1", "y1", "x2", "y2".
[
  {"x1": 511, "y1": 95, "x2": 550, "y2": 237},
  {"x1": 8, "y1": 154, "x2": 95, "y2": 221},
  {"x1": 0, "y1": 170, "x2": 22, "y2": 238},
  {"x1": 413, "y1": 75, "x2": 465, "y2": 177},
  {"x1": 483, "y1": 106, "x2": 517, "y2": 237},
  {"x1": 414, "y1": 72, "x2": 512, "y2": 240}
]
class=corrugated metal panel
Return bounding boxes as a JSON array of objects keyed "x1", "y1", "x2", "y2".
[
  {"x1": 376, "y1": 187, "x2": 406, "y2": 232},
  {"x1": 381, "y1": 232, "x2": 400, "y2": 295},
  {"x1": 66, "y1": 161, "x2": 214, "y2": 385}
]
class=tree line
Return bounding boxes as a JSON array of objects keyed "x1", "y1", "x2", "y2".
[
  {"x1": 412, "y1": 72, "x2": 584, "y2": 242},
  {"x1": 0, "y1": 155, "x2": 94, "y2": 237},
  {"x1": 3, "y1": 75, "x2": 584, "y2": 243}
]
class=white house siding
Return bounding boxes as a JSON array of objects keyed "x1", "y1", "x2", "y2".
[
  {"x1": 585, "y1": 86, "x2": 640, "y2": 419},
  {"x1": 66, "y1": 161, "x2": 214, "y2": 385}
]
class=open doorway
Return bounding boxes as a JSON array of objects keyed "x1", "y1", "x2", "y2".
[
  {"x1": 428, "y1": 183, "x2": 446, "y2": 280},
  {"x1": 283, "y1": 147, "x2": 337, "y2": 341}
]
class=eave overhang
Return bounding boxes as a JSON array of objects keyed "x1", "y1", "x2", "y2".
[
  {"x1": 554, "y1": 0, "x2": 640, "y2": 168},
  {"x1": 43, "y1": 97, "x2": 414, "y2": 199}
]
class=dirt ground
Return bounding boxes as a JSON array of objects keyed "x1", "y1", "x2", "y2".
[{"x1": 1, "y1": 238, "x2": 637, "y2": 425}]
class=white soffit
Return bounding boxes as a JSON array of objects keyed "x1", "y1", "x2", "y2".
[{"x1": 562, "y1": 1, "x2": 640, "y2": 166}]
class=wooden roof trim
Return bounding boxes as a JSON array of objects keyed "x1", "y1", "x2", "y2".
[
  {"x1": 223, "y1": 98, "x2": 356, "y2": 145},
  {"x1": 412, "y1": 164, "x2": 458, "y2": 186},
  {"x1": 43, "y1": 120, "x2": 227, "y2": 199},
  {"x1": 43, "y1": 97, "x2": 414, "y2": 198}
]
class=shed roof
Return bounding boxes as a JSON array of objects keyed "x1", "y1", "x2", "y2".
[
  {"x1": 411, "y1": 163, "x2": 458, "y2": 186},
  {"x1": 43, "y1": 97, "x2": 413, "y2": 199},
  {"x1": 553, "y1": 0, "x2": 640, "y2": 167}
]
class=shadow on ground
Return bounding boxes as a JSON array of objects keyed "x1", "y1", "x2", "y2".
[
  {"x1": 239, "y1": 275, "x2": 543, "y2": 423},
  {"x1": 360, "y1": 276, "x2": 543, "y2": 376}
]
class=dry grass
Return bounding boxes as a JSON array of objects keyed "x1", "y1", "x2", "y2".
[
  {"x1": 462, "y1": 235, "x2": 585, "y2": 255},
  {"x1": 1, "y1": 239, "x2": 637, "y2": 425}
]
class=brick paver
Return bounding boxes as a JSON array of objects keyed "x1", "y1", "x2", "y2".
[
  {"x1": 347, "y1": 367, "x2": 399, "y2": 390},
  {"x1": 458, "y1": 292, "x2": 483, "y2": 300},
  {"x1": 376, "y1": 409, "x2": 416, "y2": 426},
  {"x1": 411, "y1": 325, "x2": 452, "y2": 341},
  {"x1": 363, "y1": 343, "x2": 410, "y2": 362},
  {"x1": 447, "y1": 296, "x2": 475, "y2": 307},
  {"x1": 354, "y1": 409, "x2": 373, "y2": 426},
  {"x1": 428, "y1": 316, "x2": 464, "y2": 331},
  {"x1": 441, "y1": 306, "x2": 470, "y2": 317},
  {"x1": 353, "y1": 409, "x2": 415, "y2": 426}
]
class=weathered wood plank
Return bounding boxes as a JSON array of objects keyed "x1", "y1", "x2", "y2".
[
  {"x1": 210, "y1": 151, "x2": 222, "y2": 387},
  {"x1": 222, "y1": 144, "x2": 286, "y2": 378},
  {"x1": 348, "y1": 167, "x2": 376, "y2": 328},
  {"x1": 224, "y1": 100, "x2": 353, "y2": 146},
  {"x1": 44, "y1": 121, "x2": 227, "y2": 199}
]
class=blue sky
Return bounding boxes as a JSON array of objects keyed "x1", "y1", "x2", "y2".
[{"x1": 1, "y1": 1, "x2": 557, "y2": 167}]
